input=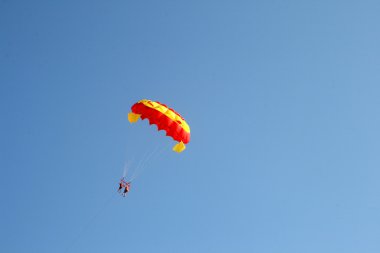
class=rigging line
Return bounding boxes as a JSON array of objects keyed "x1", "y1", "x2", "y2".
[
  {"x1": 134, "y1": 140, "x2": 164, "y2": 175},
  {"x1": 64, "y1": 192, "x2": 116, "y2": 253},
  {"x1": 123, "y1": 158, "x2": 134, "y2": 178},
  {"x1": 130, "y1": 142, "x2": 170, "y2": 182},
  {"x1": 129, "y1": 143, "x2": 165, "y2": 182},
  {"x1": 127, "y1": 146, "x2": 153, "y2": 181},
  {"x1": 123, "y1": 146, "x2": 138, "y2": 178},
  {"x1": 129, "y1": 144, "x2": 160, "y2": 181}
]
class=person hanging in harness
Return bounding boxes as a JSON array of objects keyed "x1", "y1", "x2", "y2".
[
  {"x1": 118, "y1": 178, "x2": 131, "y2": 196},
  {"x1": 122, "y1": 182, "x2": 131, "y2": 197},
  {"x1": 118, "y1": 178, "x2": 127, "y2": 193}
]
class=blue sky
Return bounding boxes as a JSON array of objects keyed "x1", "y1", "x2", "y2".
[{"x1": 1, "y1": 0, "x2": 380, "y2": 252}]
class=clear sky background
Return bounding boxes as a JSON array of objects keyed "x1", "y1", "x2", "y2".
[{"x1": 1, "y1": 1, "x2": 380, "y2": 252}]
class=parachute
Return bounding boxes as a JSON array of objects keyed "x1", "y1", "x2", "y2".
[{"x1": 128, "y1": 99, "x2": 191, "y2": 153}]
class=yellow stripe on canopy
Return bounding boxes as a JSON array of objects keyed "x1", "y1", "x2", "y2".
[{"x1": 139, "y1": 99, "x2": 190, "y2": 133}]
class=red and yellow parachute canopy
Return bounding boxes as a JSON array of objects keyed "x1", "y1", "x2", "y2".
[{"x1": 128, "y1": 99, "x2": 190, "y2": 153}]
